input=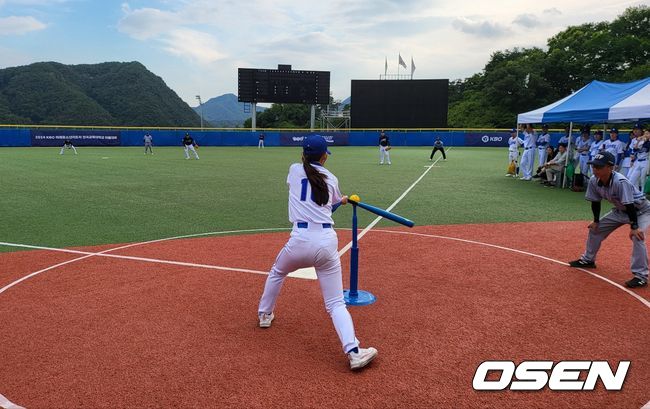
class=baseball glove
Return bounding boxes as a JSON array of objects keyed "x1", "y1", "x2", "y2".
[
  {"x1": 193, "y1": 143, "x2": 199, "y2": 149},
  {"x1": 385, "y1": 146, "x2": 392, "y2": 151}
]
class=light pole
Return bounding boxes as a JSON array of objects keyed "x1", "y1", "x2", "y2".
[{"x1": 195, "y1": 95, "x2": 204, "y2": 129}]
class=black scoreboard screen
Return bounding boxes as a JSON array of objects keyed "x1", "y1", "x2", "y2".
[
  {"x1": 351, "y1": 79, "x2": 448, "y2": 128},
  {"x1": 238, "y1": 67, "x2": 330, "y2": 104}
]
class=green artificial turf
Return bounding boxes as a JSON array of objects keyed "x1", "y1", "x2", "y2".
[{"x1": 0, "y1": 146, "x2": 600, "y2": 252}]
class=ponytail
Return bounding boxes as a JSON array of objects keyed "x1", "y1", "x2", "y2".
[{"x1": 302, "y1": 154, "x2": 329, "y2": 206}]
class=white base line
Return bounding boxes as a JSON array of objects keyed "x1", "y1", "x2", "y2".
[
  {"x1": 0, "y1": 393, "x2": 25, "y2": 409},
  {"x1": 339, "y1": 150, "x2": 450, "y2": 256},
  {"x1": 642, "y1": 400, "x2": 650, "y2": 409},
  {"x1": 0, "y1": 227, "x2": 306, "y2": 295}
]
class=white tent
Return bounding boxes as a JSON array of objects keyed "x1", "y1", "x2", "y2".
[{"x1": 517, "y1": 78, "x2": 650, "y2": 187}]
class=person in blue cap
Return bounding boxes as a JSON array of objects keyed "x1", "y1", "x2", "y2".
[
  {"x1": 569, "y1": 151, "x2": 649, "y2": 288},
  {"x1": 257, "y1": 134, "x2": 379, "y2": 370}
]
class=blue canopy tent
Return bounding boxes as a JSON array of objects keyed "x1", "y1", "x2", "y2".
[
  {"x1": 518, "y1": 77, "x2": 650, "y2": 124},
  {"x1": 517, "y1": 78, "x2": 650, "y2": 187}
]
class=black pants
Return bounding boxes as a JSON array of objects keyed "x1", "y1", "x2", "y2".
[{"x1": 430, "y1": 147, "x2": 446, "y2": 160}]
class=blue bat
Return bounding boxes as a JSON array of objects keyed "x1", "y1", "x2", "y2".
[{"x1": 348, "y1": 198, "x2": 415, "y2": 227}]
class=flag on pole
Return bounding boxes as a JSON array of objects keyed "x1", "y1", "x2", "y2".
[
  {"x1": 398, "y1": 53, "x2": 407, "y2": 69},
  {"x1": 410, "y1": 57, "x2": 416, "y2": 77},
  {"x1": 385, "y1": 56, "x2": 388, "y2": 76}
]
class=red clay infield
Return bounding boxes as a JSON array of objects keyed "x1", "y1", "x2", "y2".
[{"x1": 0, "y1": 221, "x2": 648, "y2": 409}]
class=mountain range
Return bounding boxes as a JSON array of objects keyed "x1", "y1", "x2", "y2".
[
  {"x1": 192, "y1": 93, "x2": 265, "y2": 128},
  {"x1": 0, "y1": 61, "x2": 201, "y2": 126}
]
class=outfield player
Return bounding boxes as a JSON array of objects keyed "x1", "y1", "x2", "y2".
[
  {"x1": 258, "y1": 133, "x2": 265, "y2": 149},
  {"x1": 379, "y1": 130, "x2": 391, "y2": 165},
  {"x1": 537, "y1": 124, "x2": 551, "y2": 167},
  {"x1": 144, "y1": 132, "x2": 154, "y2": 155},
  {"x1": 519, "y1": 124, "x2": 537, "y2": 180},
  {"x1": 569, "y1": 151, "x2": 649, "y2": 288},
  {"x1": 506, "y1": 128, "x2": 523, "y2": 177},
  {"x1": 257, "y1": 134, "x2": 378, "y2": 370},
  {"x1": 429, "y1": 136, "x2": 446, "y2": 161},
  {"x1": 182, "y1": 133, "x2": 199, "y2": 160},
  {"x1": 59, "y1": 139, "x2": 77, "y2": 155}
]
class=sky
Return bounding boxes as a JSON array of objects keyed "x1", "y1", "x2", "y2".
[{"x1": 0, "y1": 0, "x2": 647, "y2": 107}]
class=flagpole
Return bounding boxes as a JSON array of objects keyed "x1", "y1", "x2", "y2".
[{"x1": 398, "y1": 52, "x2": 400, "y2": 77}]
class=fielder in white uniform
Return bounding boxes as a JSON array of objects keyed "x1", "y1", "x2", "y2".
[
  {"x1": 537, "y1": 124, "x2": 551, "y2": 168},
  {"x1": 378, "y1": 130, "x2": 391, "y2": 165},
  {"x1": 520, "y1": 124, "x2": 537, "y2": 180},
  {"x1": 257, "y1": 134, "x2": 378, "y2": 371},
  {"x1": 60, "y1": 139, "x2": 78, "y2": 155},
  {"x1": 182, "y1": 133, "x2": 199, "y2": 160},
  {"x1": 506, "y1": 129, "x2": 523, "y2": 177}
]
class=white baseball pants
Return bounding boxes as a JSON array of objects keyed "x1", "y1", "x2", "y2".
[{"x1": 258, "y1": 225, "x2": 360, "y2": 353}]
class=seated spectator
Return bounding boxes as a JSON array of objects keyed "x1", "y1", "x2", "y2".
[
  {"x1": 534, "y1": 145, "x2": 557, "y2": 180},
  {"x1": 542, "y1": 143, "x2": 568, "y2": 187}
]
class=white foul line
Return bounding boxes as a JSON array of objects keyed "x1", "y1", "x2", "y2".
[
  {"x1": 339, "y1": 150, "x2": 450, "y2": 256},
  {"x1": 641, "y1": 399, "x2": 650, "y2": 409},
  {"x1": 370, "y1": 229, "x2": 650, "y2": 311},
  {"x1": 0, "y1": 227, "x2": 302, "y2": 296},
  {"x1": 0, "y1": 393, "x2": 25, "y2": 409}
]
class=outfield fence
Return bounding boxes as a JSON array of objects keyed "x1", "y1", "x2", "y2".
[{"x1": 0, "y1": 126, "x2": 631, "y2": 148}]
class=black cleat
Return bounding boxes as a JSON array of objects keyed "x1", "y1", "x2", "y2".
[
  {"x1": 625, "y1": 277, "x2": 648, "y2": 288},
  {"x1": 568, "y1": 259, "x2": 596, "y2": 268}
]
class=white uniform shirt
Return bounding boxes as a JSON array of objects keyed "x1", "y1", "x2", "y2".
[
  {"x1": 287, "y1": 163, "x2": 343, "y2": 225},
  {"x1": 508, "y1": 136, "x2": 523, "y2": 152},
  {"x1": 522, "y1": 131, "x2": 537, "y2": 149},
  {"x1": 602, "y1": 139, "x2": 625, "y2": 163},
  {"x1": 576, "y1": 138, "x2": 592, "y2": 155},
  {"x1": 537, "y1": 133, "x2": 550, "y2": 148},
  {"x1": 589, "y1": 139, "x2": 604, "y2": 157}
]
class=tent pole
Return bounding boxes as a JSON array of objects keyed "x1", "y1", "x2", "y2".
[{"x1": 563, "y1": 122, "x2": 573, "y2": 188}]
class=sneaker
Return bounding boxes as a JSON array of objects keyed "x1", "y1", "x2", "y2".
[
  {"x1": 625, "y1": 277, "x2": 648, "y2": 288},
  {"x1": 258, "y1": 312, "x2": 274, "y2": 328},
  {"x1": 505, "y1": 174, "x2": 511, "y2": 177},
  {"x1": 348, "y1": 347, "x2": 378, "y2": 370},
  {"x1": 568, "y1": 259, "x2": 596, "y2": 268}
]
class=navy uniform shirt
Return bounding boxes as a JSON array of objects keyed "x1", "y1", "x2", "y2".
[
  {"x1": 183, "y1": 135, "x2": 194, "y2": 146},
  {"x1": 379, "y1": 134, "x2": 390, "y2": 147}
]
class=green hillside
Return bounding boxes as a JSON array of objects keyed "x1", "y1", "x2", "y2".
[{"x1": 0, "y1": 61, "x2": 201, "y2": 127}]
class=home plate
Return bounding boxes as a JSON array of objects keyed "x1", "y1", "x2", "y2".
[{"x1": 288, "y1": 267, "x2": 317, "y2": 280}]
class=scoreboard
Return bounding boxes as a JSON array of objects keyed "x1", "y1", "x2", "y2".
[{"x1": 238, "y1": 66, "x2": 330, "y2": 104}]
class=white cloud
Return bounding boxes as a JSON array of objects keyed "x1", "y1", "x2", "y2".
[
  {"x1": 452, "y1": 17, "x2": 511, "y2": 38},
  {"x1": 543, "y1": 7, "x2": 562, "y2": 16},
  {"x1": 513, "y1": 13, "x2": 541, "y2": 28},
  {"x1": 161, "y1": 28, "x2": 225, "y2": 63},
  {"x1": 0, "y1": 15, "x2": 46, "y2": 35},
  {"x1": 117, "y1": 3, "x2": 181, "y2": 40}
]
